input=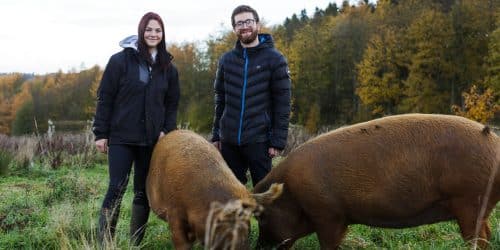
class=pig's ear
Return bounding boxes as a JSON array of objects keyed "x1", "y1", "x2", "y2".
[
  {"x1": 252, "y1": 183, "x2": 283, "y2": 205},
  {"x1": 241, "y1": 197, "x2": 258, "y2": 210}
]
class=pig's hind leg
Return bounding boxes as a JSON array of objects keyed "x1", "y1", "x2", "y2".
[{"x1": 451, "y1": 197, "x2": 494, "y2": 249}]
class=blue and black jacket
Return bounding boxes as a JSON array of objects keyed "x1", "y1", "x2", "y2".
[{"x1": 211, "y1": 34, "x2": 291, "y2": 150}]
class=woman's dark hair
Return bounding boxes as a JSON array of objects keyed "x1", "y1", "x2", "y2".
[
  {"x1": 231, "y1": 5, "x2": 259, "y2": 27},
  {"x1": 138, "y1": 12, "x2": 171, "y2": 70}
]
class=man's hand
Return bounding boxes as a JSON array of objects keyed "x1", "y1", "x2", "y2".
[
  {"x1": 95, "y1": 139, "x2": 108, "y2": 154},
  {"x1": 213, "y1": 141, "x2": 221, "y2": 151},
  {"x1": 268, "y1": 147, "x2": 280, "y2": 158}
]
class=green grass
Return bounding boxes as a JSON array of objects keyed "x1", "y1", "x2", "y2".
[{"x1": 1, "y1": 164, "x2": 499, "y2": 249}]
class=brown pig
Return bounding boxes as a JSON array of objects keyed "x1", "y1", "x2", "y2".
[
  {"x1": 253, "y1": 114, "x2": 500, "y2": 249},
  {"x1": 146, "y1": 130, "x2": 282, "y2": 250}
]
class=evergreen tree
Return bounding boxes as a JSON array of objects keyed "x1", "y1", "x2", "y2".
[
  {"x1": 11, "y1": 100, "x2": 35, "y2": 135},
  {"x1": 484, "y1": 15, "x2": 500, "y2": 97},
  {"x1": 357, "y1": 29, "x2": 406, "y2": 115},
  {"x1": 282, "y1": 14, "x2": 303, "y2": 41},
  {"x1": 449, "y1": 0, "x2": 497, "y2": 105},
  {"x1": 326, "y1": 4, "x2": 375, "y2": 123},
  {"x1": 287, "y1": 23, "x2": 329, "y2": 125},
  {"x1": 324, "y1": 3, "x2": 339, "y2": 17},
  {"x1": 169, "y1": 43, "x2": 212, "y2": 132},
  {"x1": 401, "y1": 10, "x2": 455, "y2": 113}
]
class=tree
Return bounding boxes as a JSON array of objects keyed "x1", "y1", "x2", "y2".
[
  {"x1": 0, "y1": 73, "x2": 25, "y2": 134},
  {"x1": 449, "y1": 0, "x2": 498, "y2": 105},
  {"x1": 401, "y1": 9, "x2": 455, "y2": 113},
  {"x1": 313, "y1": 7, "x2": 325, "y2": 20},
  {"x1": 452, "y1": 85, "x2": 499, "y2": 123},
  {"x1": 7, "y1": 77, "x2": 34, "y2": 134},
  {"x1": 169, "y1": 42, "x2": 212, "y2": 132},
  {"x1": 206, "y1": 30, "x2": 237, "y2": 77},
  {"x1": 483, "y1": 12, "x2": 500, "y2": 100},
  {"x1": 374, "y1": 0, "x2": 437, "y2": 30},
  {"x1": 282, "y1": 14, "x2": 304, "y2": 41},
  {"x1": 324, "y1": 3, "x2": 339, "y2": 17},
  {"x1": 299, "y1": 9, "x2": 309, "y2": 23},
  {"x1": 326, "y1": 3, "x2": 376, "y2": 123},
  {"x1": 11, "y1": 100, "x2": 35, "y2": 135},
  {"x1": 85, "y1": 65, "x2": 103, "y2": 118},
  {"x1": 305, "y1": 102, "x2": 321, "y2": 133},
  {"x1": 356, "y1": 29, "x2": 406, "y2": 115},
  {"x1": 287, "y1": 23, "x2": 329, "y2": 125}
]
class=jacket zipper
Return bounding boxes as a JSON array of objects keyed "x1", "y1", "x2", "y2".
[{"x1": 238, "y1": 48, "x2": 248, "y2": 145}]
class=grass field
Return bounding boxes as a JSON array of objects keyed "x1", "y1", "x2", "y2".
[{"x1": 1, "y1": 162, "x2": 499, "y2": 249}]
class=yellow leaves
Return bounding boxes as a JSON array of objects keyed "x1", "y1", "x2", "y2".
[
  {"x1": 0, "y1": 74, "x2": 31, "y2": 134},
  {"x1": 356, "y1": 29, "x2": 404, "y2": 116},
  {"x1": 372, "y1": 106, "x2": 385, "y2": 116},
  {"x1": 305, "y1": 103, "x2": 320, "y2": 134},
  {"x1": 452, "y1": 85, "x2": 500, "y2": 123}
]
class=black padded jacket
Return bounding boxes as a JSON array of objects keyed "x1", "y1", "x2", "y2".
[
  {"x1": 211, "y1": 34, "x2": 291, "y2": 150},
  {"x1": 93, "y1": 46, "x2": 180, "y2": 146}
]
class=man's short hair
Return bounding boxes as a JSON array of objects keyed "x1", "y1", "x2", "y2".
[{"x1": 231, "y1": 5, "x2": 260, "y2": 27}]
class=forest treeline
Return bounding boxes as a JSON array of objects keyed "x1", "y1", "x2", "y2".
[{"x1": 0, "y1": 0, "x2": 499, "y2": 135}]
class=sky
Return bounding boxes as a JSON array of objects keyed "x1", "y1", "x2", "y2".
[{"x1": 0, "y1": 0, "x2": 362, "y2": 74}]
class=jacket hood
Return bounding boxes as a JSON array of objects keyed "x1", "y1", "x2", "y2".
[
  {"x1": 235, "y1": 33, "x2": 274, "y2": 53},
  {"x1": 119, "y1": 34, "x2": 174, "y2": 67},
  {"x1": 119, "y1": 35, "x2": 138, "y2": 51}
]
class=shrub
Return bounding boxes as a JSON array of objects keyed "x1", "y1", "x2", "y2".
[
  {"x1": 38, "y1": 132, "x2": 101, "y2": 169},
  {"x1": 0, "y1": 134, "x2": 35, "y2": 175},
  {"x1": 452, "y1": 85, "x2": 500, "y2": 123},
  {"x1": 0, "y1": 132, "x2": 103, "y2": 173},
  {"x1": 11, "y1": 100, "x2": 35, "y2": 136}
]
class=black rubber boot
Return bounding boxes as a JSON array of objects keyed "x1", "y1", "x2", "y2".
[
  {"x1": 97, "y1": 207, "x2": 120, "y2": 248},
  {"x1": 130, "y1": 204, "x2": 150, "y2": 246}
]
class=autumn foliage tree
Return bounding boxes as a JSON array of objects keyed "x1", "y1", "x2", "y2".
[
  {"x1": 452, "y1": 85, "x2": 499, "y2": 123},
  {"x1": 401, "y1": 9, "x2": 455, "y2": 113},
  {"x1": 356, "y1": 29, "x2": 406, "y2": 116},
  {"x1": 1, "y1": 0, "x2": 499, "y2": 135},
  {"x1": 0, "y1": 73, "x2": 26, "y2": 134}
]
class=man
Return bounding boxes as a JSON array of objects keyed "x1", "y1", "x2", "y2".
[{"x1": 211, "y1": 5, "x2": 291, "y2": 186}]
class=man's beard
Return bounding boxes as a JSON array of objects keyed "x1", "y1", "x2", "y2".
[{"x1": 237, "y1": 28, "x2": 258, "y2": 45}]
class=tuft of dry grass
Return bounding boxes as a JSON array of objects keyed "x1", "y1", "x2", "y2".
[
  {"x1": 15, "y1": 136, "x2": 37, "y2": 169},
  {"x1": 0, "y1": 131, "x2": 102, "y2": 173},
  {"x1": 281, "y1": 124, "x2": 314, "y2": 156},
  {"x1": 282, "y1": 124, "x2": 338, "y2": 155}
]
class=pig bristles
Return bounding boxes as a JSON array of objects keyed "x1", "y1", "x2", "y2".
[{"x1": 204, "y1": 199, "x2": 253, "y2": 250}]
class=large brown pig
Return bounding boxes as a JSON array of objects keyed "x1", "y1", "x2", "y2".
[
  {"x1": 253, "y1": 114, "x2": 500, "y2": 249},
  {"x1": 146, "y1": 130, "x2": 282, "y2": 250}
]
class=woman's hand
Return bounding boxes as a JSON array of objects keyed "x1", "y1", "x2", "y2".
[{"x1": 95, "y1": 139, "x2": 108, "y2": 154}]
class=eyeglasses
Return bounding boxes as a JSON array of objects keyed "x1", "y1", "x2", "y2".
[{"x1": 235, "y1": 19, "x2": 256, "y2": 28}]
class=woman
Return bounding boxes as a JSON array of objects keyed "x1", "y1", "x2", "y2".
[{"x1": 92, "y1": 12, "x2": 180, "y2": 246}]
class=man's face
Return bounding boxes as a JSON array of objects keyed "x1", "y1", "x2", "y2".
[{"x1": 233, "y1": 12, "x2": 259, "y2": 45}]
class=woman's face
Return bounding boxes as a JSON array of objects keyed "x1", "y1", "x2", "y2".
[{"x1": 144, "y1": 20, "x2": 162, "y2": 48}]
